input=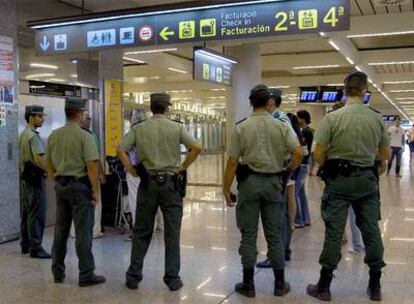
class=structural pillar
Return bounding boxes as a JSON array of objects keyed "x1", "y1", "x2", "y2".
[
  {"x1": 0, "y1": 0, "x2": 19, "y2": 243},
  {"x1": 98, "y1": 49, "x2": 124, "y2": 158},
  {"x1": 226, "y1": 44, "x2": 262, "y2": 147}
]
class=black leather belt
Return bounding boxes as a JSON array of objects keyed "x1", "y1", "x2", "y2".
[{"x1": 56, "y1": 175, "x2": 90, "y2": 187}]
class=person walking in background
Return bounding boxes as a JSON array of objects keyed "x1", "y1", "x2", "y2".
[
  {"x1": 387, "y1": 116, "x2": 405, "y2": 177},
  {"x1": 407, "y1": 124, "x2": 414, "y2": 167},
  {"x1": 295, "y1": 110, "x2": 313, "y2": 228}
]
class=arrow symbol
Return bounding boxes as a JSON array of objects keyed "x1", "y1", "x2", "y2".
[
  {"x1": 159, "y1": 27, "x2": 175, "y2": 41},
  {"x1": 39, "y1": 36, "x2": 50, "y2": 52}
]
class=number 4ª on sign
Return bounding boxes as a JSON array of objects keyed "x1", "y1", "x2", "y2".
[{"x1": 324, "y1": 7, "x2": 340, "y2": 27}]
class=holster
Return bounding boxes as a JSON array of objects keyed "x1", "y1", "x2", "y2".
[
  {"x1": 135, "y1": 163, "x2": 149, "y2": 188},
  {"x1": 174, "y1": 171, "x2": 187, "y2": 198},
  {"x1": 317, "y1": 159, "x2": 353, "y2": 181},
  {"x1": 21, "y1": 161, "x2": 44, "y2": 188},
  {"x1": 236, "y1": 163, "x2": 253, "y2": 183}
]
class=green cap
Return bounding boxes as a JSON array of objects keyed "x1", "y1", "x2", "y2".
[
  {"x1": 250, "y1": 84, "x2": 270, "y2": 99},
  {"x1": 65, "y1": 97, "x2": 86, "y2": 111},
  {"x1": 150, "y1": 93, "x2": 172, "y2": 106},
  {"x1": 25, "y1": 105, "x2": 46, "y2": 116}
]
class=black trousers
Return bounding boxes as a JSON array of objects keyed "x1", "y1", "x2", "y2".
[{"x1": 388, "y1": 147, "x2": 402, "y2": 174}]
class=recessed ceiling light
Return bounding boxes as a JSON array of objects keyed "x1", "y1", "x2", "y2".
[
  {"x1": 70, "y1": 74, "x2": 77, "y2": 78},
  {"x1": 125, "y1": 48, "x2": 178, "y2": 55},
  {"x1": 326, "y1": 83, "x2": 343, "y2": 86},
  {"x1": 30, "y1": 63, "x2": 58, "y2": 69},
  {"x1": 384, "y1": 80, "x2": 414, "y2": 85},
  {"x1": 25, "y1": 73, "x2": 55, "y2": 78},
  {"x1": 210, "y1": 88, "x2": 227, "y2": 91},
  {"x1": 390, "y1": 90, "x2": 414, "y2": 93},
  {"x1": 292, "y1": 65, "x2": 340, "y2": 70},
  {"x1": 328, "y1": 40, "x2": 340, "y2": 51},
  {"x1": 346, "y1": 57, "x2": 355, "y2": 65},
  {"x1": 123, "y1": 57, "x2": 146, "y2": 64},
  {"x1": 348, "y1": 30, "x2": 414, "y2": 38},
  {"x1": 168, "y1": 67, "x2": 187, "y2": 74},
  {"x1": 269, "y1": 86, "x2": 291, "y2": 89},
  {"x1": 369, "y1": 61, "x2": 414, "y2": 66}
]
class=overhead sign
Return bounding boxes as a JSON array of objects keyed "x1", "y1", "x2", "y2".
[
  {"x1": 34, "y1": 0, "x2": 350, "y2": 55},
  {"x1": 193, "y1": 48, "x2": 237, "y2": 87}
]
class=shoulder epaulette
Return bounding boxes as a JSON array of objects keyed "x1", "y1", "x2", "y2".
[
  {"x1": 368, "y1": 107, "x2": 381, "y2": 114},
  {"x1": 131, "y1": 119, "x2": 146, "y2": 128},
  {"x1": 236, "y1": 118, "x2": 247, "y2": 125},
  {"x1": 171, "y1": 119, "x2": 183, "y2": 124}
]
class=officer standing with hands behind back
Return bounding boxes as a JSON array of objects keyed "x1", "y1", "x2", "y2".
[
  {"x1": 47, "y1": 98, "x2": 105, "y2": 287},
  {"x1": 223, "y1": 85, "x2": 303, "y2": 298},
  {"x1": 19, "y1": 105, "x2": 51, "y2": 259},
  {"x1": 307, "y1": 71, "x2": 390, "y2": 302},
  {"x1": 117, "y1": 93, "x2": 202, "y2": 291}
]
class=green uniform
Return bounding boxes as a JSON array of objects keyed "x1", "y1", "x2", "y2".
[
  {"x1": 315, "y1": 97, "x2": 389, "y2": 271},
  {"x1": 120, "y1": 114, "x2": 198, "y2": 284},
  {"x1": 227, "y1": 112, "x2": 299, "y2": 270},
  {"x1": 19, "y1": 127, "x2": 47, "y2": 252},
  {"x1": 47, "y1": 122, "x2": 100, "y2": 281}
]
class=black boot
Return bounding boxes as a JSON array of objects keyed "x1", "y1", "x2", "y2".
[
  {"x1": 273, "y1": 269, "x2": 291, "y2": 296},
  {"x1": 367, "y1": 270, "x2": 382, "y2": 301},
  {"x1": 235, "y1": 268, "x2": 256, "y2": 298},
  {"x1": 307, "y1": 267, "x2": 334, "y2": 301}
]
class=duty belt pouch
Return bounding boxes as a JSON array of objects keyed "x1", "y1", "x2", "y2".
[
  {"x1": 236, "y1": 163, "x2": 251, "y2": 183},
  {"x1": 135, "y1": 162, "x2": 149, "y2": 188},
  {"x1": 21, "y1": 161, "x2": 43, "y2": 188},
  {"x1": 155, "y1": 173, "x2": 168, "y2": 185},
  {"x1": 175, "y1": 171, "x2": 187, "y2": 198}
]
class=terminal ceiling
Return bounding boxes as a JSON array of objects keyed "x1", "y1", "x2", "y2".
[{"x1": 17, "y1": 0, "x2": 414, "y2": 120}]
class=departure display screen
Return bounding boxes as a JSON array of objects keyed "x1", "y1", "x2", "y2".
[{"x1": 300, "y1": 87, "x2": 319, "y2": 102}]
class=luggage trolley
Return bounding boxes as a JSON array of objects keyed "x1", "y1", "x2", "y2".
[{"x1": 106, "y1": 157, "x2": 131, "y2": 234}]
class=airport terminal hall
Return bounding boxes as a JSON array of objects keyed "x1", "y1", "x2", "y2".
[{"x1": 2, "y1": 0, "x2": 414, "y2": 303}]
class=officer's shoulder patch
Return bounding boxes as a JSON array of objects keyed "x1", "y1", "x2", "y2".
[
  {"x1": 236, "y1": 118, "x2": 247, "y2": 125},
  {"x1": 171, "y1": 119, "x2": 183, "y2": 124},
  {"x1": 131, "y1": 119, "x2": 146, "y2": 129},
  {"x1": 368, "y1": 107, "x2": 381, "y2": 114}
]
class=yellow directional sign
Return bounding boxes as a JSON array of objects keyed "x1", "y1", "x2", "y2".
[{"x1": 159, "y1": 27, "x2": 174, "y2": 41}]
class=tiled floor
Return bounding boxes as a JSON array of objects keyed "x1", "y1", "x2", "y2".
[{"x1": 1, "y1": 152, "x2": 414, "y2": 303}]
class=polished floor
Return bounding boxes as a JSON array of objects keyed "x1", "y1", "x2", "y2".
[{"x1": 1, "y1": 152, "x2": 414, "y2": 304}]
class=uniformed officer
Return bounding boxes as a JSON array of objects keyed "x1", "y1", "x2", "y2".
[
  {"x1": 47, "y1": 98, "x2": 106, "y2": 287},
  {"x1": 117, "y1": 93, "x2": 202, "y2": 291},
  {"x1": 307, "y1": 72, "x2": 390, "y2": 302},
  {"x1": 19, "y1": 105, "x2": 51, "y2": 259},
  {"x1": 223, "y1": 85, "x2": 303, "y2": 298}
]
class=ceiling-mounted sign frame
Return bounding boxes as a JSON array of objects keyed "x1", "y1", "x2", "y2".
[{"x1": 31, "y1": 0, "x2": 350, "y2": 56}]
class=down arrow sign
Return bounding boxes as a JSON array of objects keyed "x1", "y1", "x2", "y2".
[{"x1": 39, "y1": 36, "x2": 50, "y2": 52}]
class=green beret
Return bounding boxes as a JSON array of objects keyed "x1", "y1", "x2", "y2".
[
  {"x1": 65, "y1": 97, "x2": 86, "y2": 111},
  {"x1": 150, "y1": 93, "x2": 172, "y2": 106},
  {"x1": 250, "y1": 84, "x2": 270, "y2": 99},
  {"x1": 25, "y1": 105, "x2": 46, "y2": 116}
]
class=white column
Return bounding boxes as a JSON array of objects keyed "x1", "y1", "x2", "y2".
[{"x1": 226, "y1": 44, "x2": 261, "y2": 147}]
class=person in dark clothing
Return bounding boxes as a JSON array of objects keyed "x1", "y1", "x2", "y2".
[{"x1": 295, "y1": 110, "x2": 314, "y2": 227}]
